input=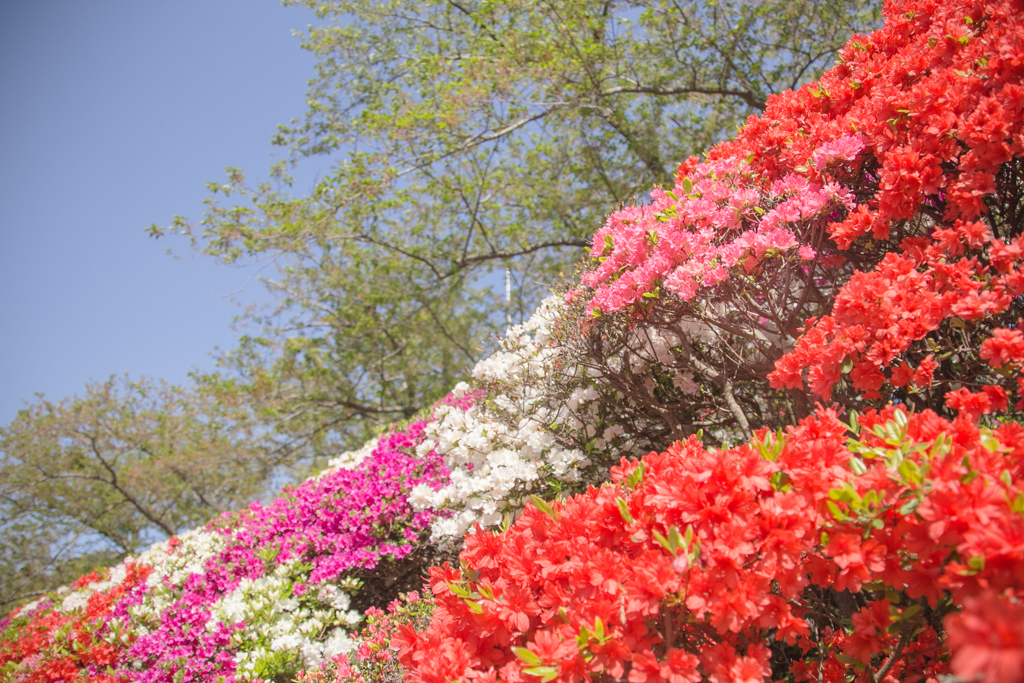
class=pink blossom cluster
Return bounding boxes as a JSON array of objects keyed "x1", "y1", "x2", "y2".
[{"x1": 577, "y1": 154, "x2": 858, "y2": 315}]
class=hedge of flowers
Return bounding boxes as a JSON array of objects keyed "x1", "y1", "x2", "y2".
[
  {"x1": 4, "y1": 0, "x2": 1024, "y2": 680},
  {"x1": 393, "y1": 0, "x2": 1024, "y2": 680}
]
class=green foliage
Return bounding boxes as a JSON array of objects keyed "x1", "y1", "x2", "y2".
[
  {"x1": 0, "y1": 375, "x2": 294, "y2": 611},
  {"x1": 153, "y1": 0, "x2": 881, "y2": 454}
]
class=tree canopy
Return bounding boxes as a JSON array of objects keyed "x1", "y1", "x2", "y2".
[
  {"x1": 155, "y1": 0, "x2": 881, "y2": 452},
  {"x1": 0, "y1": 376, "x2": 292, "y2": 610}
]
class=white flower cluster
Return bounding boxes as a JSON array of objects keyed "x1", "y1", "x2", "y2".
[
  {"x1": 141, "y1": 528, "x2": 225, "y2": 587},
  {"x1": 410, "y1": 297, "x2": 640, "y2": 540},
  {"x1": 208, "y1": 562, "x2": 360, "y2": 678}
]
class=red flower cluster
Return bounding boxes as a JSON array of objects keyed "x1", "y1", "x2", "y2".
[
  {"x1": 743, "y1": 0, "x2": 1024, "y2": 405},
  {"x1": 397, "y1": 407, "x2": 1024, "y2": 683},
  {"x1": 0, "y1": 563, "x2": 151, "y2": 683}
]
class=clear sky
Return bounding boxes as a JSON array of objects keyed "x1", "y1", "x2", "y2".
[{"x1": 0, "y1": 1, "x2": 326, "y2": 424}]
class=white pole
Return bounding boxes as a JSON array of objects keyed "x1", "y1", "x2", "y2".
[{"x1": 505, "y1": 267, "x2": 512, "y2": 326}]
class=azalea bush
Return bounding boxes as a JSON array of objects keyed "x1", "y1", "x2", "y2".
[
  {"x1": 0, "y1": 563, "x2": 153, "y2": 683},
  {"x1": 408, "y1": 298, "x2": 644, "y2": 542},
  {"x1": 396, "y1": 0, "x2": 1024, "y2": 681},
  {"x1": 296, "y1": 590, "x2": 436, "y2": 683},
  {"x1": 565, "y1": 0, "x2": 1024, "y2": 439},
  {"x1": 398, "y1": 407, "x2": 1024, "y2": 683}
]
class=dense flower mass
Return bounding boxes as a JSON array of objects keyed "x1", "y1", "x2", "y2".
[
  {"x1": 573, "y1": 0, "x2": 1024, "y2": 421},
  {"x1": 0, "y1": 405, "x2": 467, "y2": 683},
  {"x1": 5, "y1": 0, "x2": 1024, "y2": 681},
  {"x1": 579, "y1": 163, "x2": 855, "y2": 316},
  {"x1": 409, "y1": 298, "x2": 643, "y2": 541},
  {"x1": 398, "y1": 407, "x2": 1024, "y2": 683}
]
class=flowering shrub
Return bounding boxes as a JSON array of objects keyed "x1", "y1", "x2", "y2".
[
  {"x1": 561, "y1": 149, "x2": 861, "y2": 444},
  {"x1": 0, "y1": 406, "x2": 464, "y2": 683},
  {"x1": 409, "y1": 299, "x2": 646, "y2": 541},
  {"x1": 750, "y1": 0, "x2": 1024, "y2": 411},
  {"x1": 571, "y1": 0, "x2": 1024, "y2": 432},
  {"x1": 7, "y1": 1, "x2": 1024, "y2": 681},
  {"x1": 398, "y1": 407, "x2": 1024, "y2": 683}
]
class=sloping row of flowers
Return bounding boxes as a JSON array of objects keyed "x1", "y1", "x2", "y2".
[
  {"x1": 0, "y1": 395, "x2": 472, "y2": 683},
  {"x1": 0, "y1": 291, "x2": 642, "y2": 682},
  {"x1": 391, "y1": 0, "x2": 1024, "y2": 680},
  {"x1": 5, "y1": 0, "x2": 1024, "y2": 680}
]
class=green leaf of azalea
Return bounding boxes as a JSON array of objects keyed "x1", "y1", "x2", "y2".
[
  {"x1": 616, "y1": 497, "x2": 635, "y2": 524},
  {"x1": 523, "y1": 666, "x2": 558, "y2": 682},
  {"x1": 512, "y1": 647, "x2": 542, "y2": 667},
  {"x1": 530, "y1": 495, "x2": 557, "y2": 520}
]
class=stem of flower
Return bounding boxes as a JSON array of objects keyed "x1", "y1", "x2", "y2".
[{"x1": 872, "y1": 628, "x2": 911, "y2": 683}]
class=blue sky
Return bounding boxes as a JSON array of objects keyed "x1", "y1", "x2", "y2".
[{"x1": 0, "y1": 1, "x2": 325, "y2": 424}]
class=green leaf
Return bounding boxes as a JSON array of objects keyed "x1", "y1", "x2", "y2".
[
  {"x1": 625, "y1": 463, "x2": 646, "y2": 490},
  {"x1": 980, "y1": 430, "x2": 1001, "y2": 452},
  {"x1": 898, "y1": 497, "x2": 921, "y2": 516},
  {"x1": 512, "y1": 647, "x2": 542, "y2": 667},
  {"x1": 523, "y1": 666, "x2": 558, "y2": 682},
  {"x1": 576, "y1": 625, "x2": 591, "y2": 648},
  {"x1": 846, "y1": 410, "x2": 860, "y2": 435},
  {"x1": 652, "y1": 529, "x2": 673, "y2": 554},
  {"x1": 616, "y1": 497, "x2": 635, "y2": 525},
  {"x1": 446, "y1": 580, "x2": 471, "y2": 599},
  {"x1": 899, "y1": 604, "x2": 922, "y2": 621},
  {"x1": 835, "y1": 654, "x2": 865, "y2": 670},
  {"x1": 929, "y1": 433, "x2": 950, "y2": 458},
  {"x1": 530, "y1": 495, "x2": 558, "y2": 521}
]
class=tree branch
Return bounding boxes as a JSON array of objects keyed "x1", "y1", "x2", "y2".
[
  {"x1": 86, "y1": 436, "x2": 176, "y2": 538},
  {"x1": 602, "y1": 84, "x2": 765, "y2": 112}
]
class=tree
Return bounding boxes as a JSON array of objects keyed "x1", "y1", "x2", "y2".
[
  {"x1": 154, "y1": 0, "x2": 881, "y2": 452},
  {"x1": 0, "y1": 375, "x2": 294, "y2": 610}
]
